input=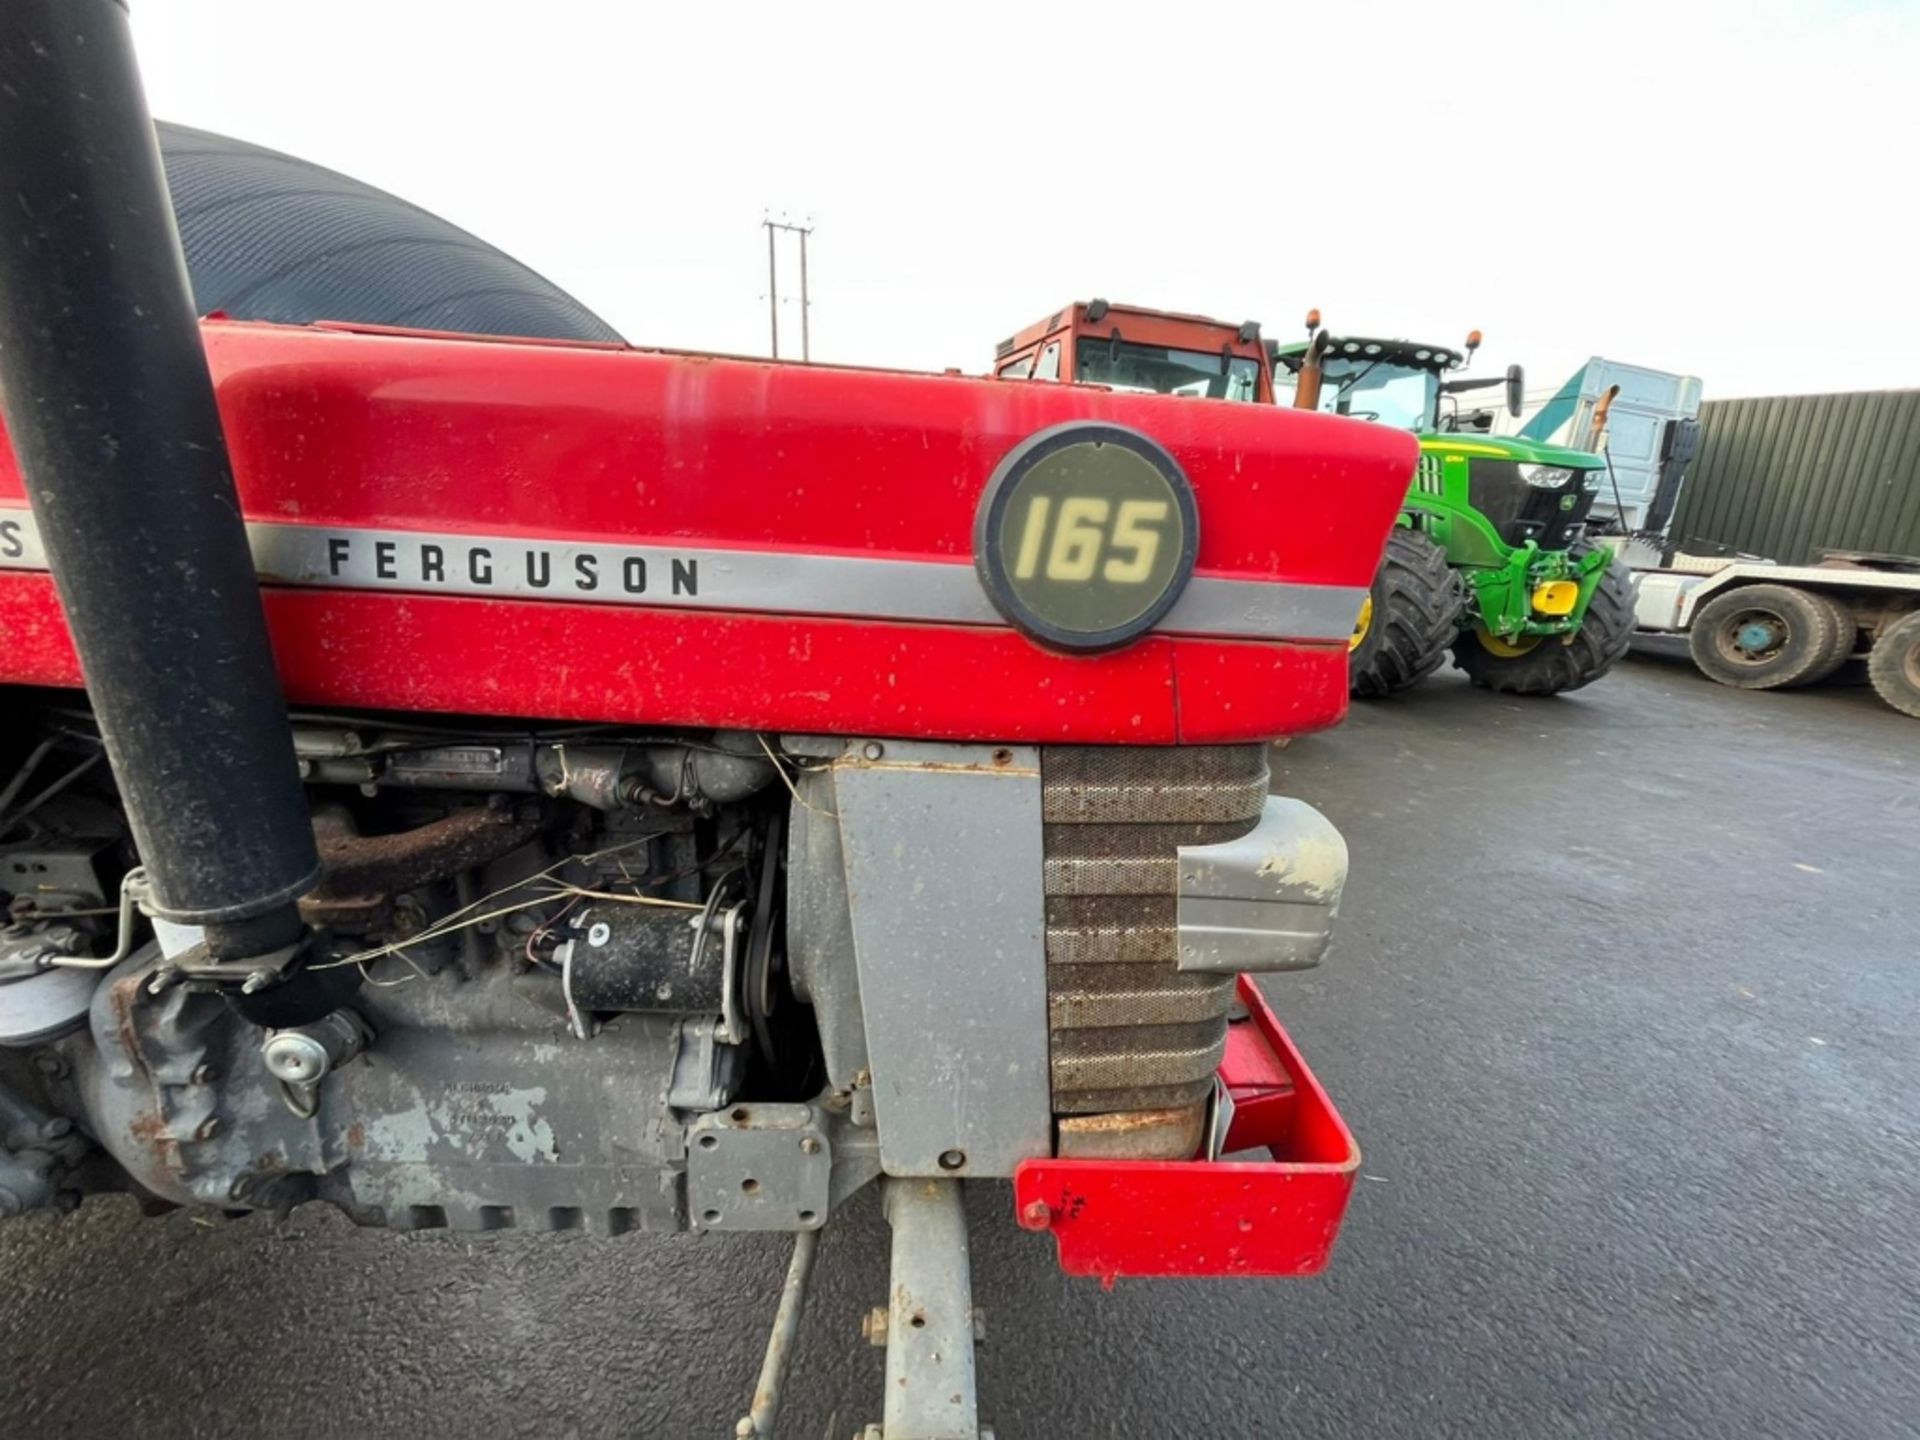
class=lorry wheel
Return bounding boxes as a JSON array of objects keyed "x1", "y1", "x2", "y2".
[
  {"x1": 1866, "y1": 609, "x2": 1920, "y2": 718},
  {"x1": 1451, "y1": 544, "x2": 1634, "y2": 696},
  {"x1": 1348, "y1": 528, "x2": 1461, "y2": 698},
  {"x1": 1803, "y1": 592, "x2": 1862, "y2": 684},
  {"x1": 1686, "y1": 583, "x2": 1849, "y2": 690}
]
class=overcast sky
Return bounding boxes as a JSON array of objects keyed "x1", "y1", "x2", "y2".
[{"x1": 133, "y1": 0, "x2": 1917, "y2": 400}]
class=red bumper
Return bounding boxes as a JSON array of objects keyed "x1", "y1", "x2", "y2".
[{"x1": 1013, "y1": 975, "x2": 1359, "y2": 1282}]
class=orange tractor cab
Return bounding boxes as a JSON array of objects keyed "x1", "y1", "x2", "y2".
[{"x1": 993, "y1": 298, "x2": 1276, "y2": 403}]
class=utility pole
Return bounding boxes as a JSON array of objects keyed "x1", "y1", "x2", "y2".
[
  {"x1": 766, "y1": 221, "x2": 779, "y2": 360},
  {"x1": 761, "y1": 215, "x2": 814, "y2": 361},
  {"x1": 797, "y1": 225, "x2": 810, "y2": 363}
]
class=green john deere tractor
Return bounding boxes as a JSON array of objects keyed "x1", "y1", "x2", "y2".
[{"x1": 1272, "y1": 316, "x2": 1634, "y2": 698}]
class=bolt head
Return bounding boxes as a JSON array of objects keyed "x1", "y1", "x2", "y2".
[
  {"x1": 799, "y1": 1136, "x2": 822, "y2": 1155},
  {"x1": 1019, "y1": 1200, "x2": 1050, "y2": 1230},
  {"x1": 861, "y1": 741, "x2": 884, "y2": 761}
]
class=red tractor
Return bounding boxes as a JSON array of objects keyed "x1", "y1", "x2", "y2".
[{"x1": 0, "y1": 7, "x2": 1413, "y2": 1436}]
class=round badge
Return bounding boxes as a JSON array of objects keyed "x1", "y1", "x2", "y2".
[{"x1": 973, "y1": 422, "x2": 1199, "y2": 652}]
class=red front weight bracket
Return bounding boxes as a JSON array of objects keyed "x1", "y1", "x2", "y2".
[{"x1": 1014, "y1": 975, "x2": 1360, "y2": 1283}]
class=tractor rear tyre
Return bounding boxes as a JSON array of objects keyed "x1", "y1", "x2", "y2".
[
  {"x1": 1686, "y1": 583, "x2": 1851, "y2": 690},
  {"x1": 1866, "y1": 609, "x2": 1920, "y2": 718},
  {"x1": 1451, "y1": 543, "x2": 1634, "y2": 696},
  {"x1": 1348, "y1": 528, "x2": 1461, "y2": 698}
]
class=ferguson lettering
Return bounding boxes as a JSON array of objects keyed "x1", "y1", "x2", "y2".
[{"x1": 307, "y1": 533, "x2": 701, "y2": 602}]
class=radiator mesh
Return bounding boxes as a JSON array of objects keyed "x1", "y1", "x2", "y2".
[{"x1": 1042, "y1": 744, "x2": 1267, "y2": 1122}]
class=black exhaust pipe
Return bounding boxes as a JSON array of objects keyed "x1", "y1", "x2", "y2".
[{"x1": 0, "y1": 2, "x2": 319, "y2": 968}]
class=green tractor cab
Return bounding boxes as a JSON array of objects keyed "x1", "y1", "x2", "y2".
[{"x1": 1273, "y1": 321, "x2": 1634, "y2": 698}]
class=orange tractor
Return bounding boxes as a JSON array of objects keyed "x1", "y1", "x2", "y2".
[{"x1": 993, "y1": 299, "x2": 1276, "y2": 403}]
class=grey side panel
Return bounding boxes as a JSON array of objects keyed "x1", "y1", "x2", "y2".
[{"x1": 833, "y1": 742, "x2": 1052, "y2": 1178}]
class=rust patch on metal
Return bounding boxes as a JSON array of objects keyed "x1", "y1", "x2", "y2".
[
  {"x1": 106, "y1": 972, "x2": 142, "y2": 1056},
  {"x1": 125, "y1": 1106, "x2": 184, "y2": 1175},
  {"x1": 311, "y1": 801, "x2": 545, "y2": 892},
  {"x1": 1056, "y1": 1103, "x2": 1206, "y2": 1161},
  {"x1": 301, "y1": 800, "x2": 544, "y2": 928},
  {"x1": 105, "y1": 975, "x2": 189, "y2": 1176}
]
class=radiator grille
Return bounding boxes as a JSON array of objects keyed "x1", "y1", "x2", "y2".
[{"x1": 1042, "y1": 745, "x2": 1267, "y2": 1128}]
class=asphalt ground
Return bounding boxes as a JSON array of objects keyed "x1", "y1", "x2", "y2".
[{"x1": 3, "y1": 651, "x2": 1916, "y2": 1439}]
